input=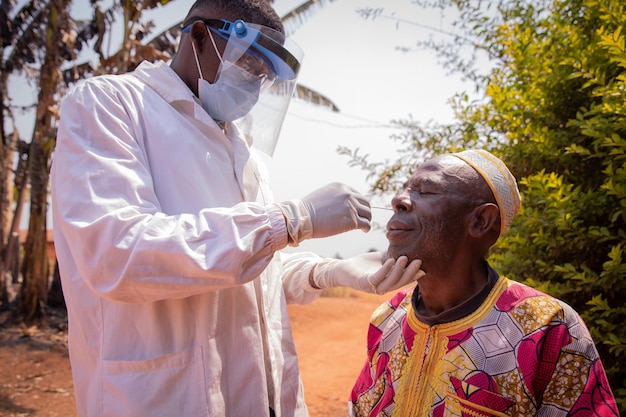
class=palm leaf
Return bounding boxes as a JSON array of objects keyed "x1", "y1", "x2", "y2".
[{"x1": 280, "y1": 0, "x2": 337, "y2": 37}]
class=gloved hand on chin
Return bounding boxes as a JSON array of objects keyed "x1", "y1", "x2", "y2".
[
  {"x1": 275, "y1": 182, "x2": 372, "y2": 246},
  {"x1": 309, "y1": 252, "x2": 425, "y2": 295}
]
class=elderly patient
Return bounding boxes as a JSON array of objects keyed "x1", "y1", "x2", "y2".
[{"x1": 348, "y1": 150, "x2": 619, "y2": 417}]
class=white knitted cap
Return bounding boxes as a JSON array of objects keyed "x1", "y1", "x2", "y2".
[{"x1": 451, "y1": 149, "x2": 521, "y2": 235}]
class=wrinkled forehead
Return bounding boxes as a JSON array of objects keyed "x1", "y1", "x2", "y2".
[{"x1": 414, "y1": 156, "x2": 478, "y2": 184}]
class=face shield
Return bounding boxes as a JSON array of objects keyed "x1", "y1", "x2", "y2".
[{"x1": 183, "y1": 18, "x2": 303, "y2": 157}]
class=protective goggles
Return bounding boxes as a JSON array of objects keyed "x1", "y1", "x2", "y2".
[{"x1": 182, "y1": 18, "x2": 301, "y2": 81}]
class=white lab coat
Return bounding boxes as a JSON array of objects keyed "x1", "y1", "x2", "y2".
[{"x1": 51, "y1": 60, "x2": 322, "y2": 417}]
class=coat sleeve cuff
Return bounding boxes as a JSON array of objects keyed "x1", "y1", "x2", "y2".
[{"x1": 268, "y1": 204, "x2": 290, "y2": 252}]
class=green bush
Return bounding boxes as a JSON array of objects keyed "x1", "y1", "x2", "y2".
[{"x1": 489, "y1": 3, "x2": 626, "y2": 408}]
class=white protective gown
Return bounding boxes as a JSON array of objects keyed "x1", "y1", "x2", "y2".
[{"x1": 51, "y1": 60, "x2": 322, "y2": 417}]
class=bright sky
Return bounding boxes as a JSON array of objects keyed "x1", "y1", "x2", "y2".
[
  {"x1": 11, "y1": 0, "x2": 471, "y2": 258},
  {"x1": 269, "y1": 0, "x2": 470, "y2": 258}
]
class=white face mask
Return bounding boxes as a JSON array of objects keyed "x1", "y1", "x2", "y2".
[{"x1": 192, "y1": 30, "x2": 263, "y2": 122}]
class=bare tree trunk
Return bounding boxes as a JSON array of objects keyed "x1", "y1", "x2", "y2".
[
  {"x1": 1, "y1": 147, "x2": 27, "y2": 309},
  {"x1": 0, "y1": 75, "x2": 19, "y2": 309},
  {"x1": 20, "y1": 139, "x2": 49, "y2": 321},
  {"x1": 19, "y1": 0, "x2": 71, "y2": 321}
]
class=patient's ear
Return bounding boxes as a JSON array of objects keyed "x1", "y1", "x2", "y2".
[{"x1": 468, "y1": 203, "x2": 500, "y2": 238}]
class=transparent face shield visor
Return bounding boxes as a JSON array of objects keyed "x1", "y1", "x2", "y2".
[{"x1": 184, "y1": 18, "x2": 303, "y2": 157}]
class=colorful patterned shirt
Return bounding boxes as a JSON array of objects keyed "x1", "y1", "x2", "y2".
[{"x1": 349, "y1": 275, "x2": 618, "y2": 416}]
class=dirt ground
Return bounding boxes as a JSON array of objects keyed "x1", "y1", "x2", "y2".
[{"x1": 0, "y1": 290, "x2": 389, "y2": 417}]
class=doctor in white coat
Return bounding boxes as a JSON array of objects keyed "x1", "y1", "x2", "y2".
[{"x1": 51, "y1": 0, "x2": 423, "y2": 416}]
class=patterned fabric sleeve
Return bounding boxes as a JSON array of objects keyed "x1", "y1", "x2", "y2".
[
  {"x1": 349, "y1": 289, "x2": 413, "y2": 417},
  {"x1": 536, "y1": 302, "x2": 619, "y2": 415},
  {"x1": 497, "y1": 282, "x2": 619, "y2": 415}
]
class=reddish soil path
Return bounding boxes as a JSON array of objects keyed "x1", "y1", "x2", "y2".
[
  {"x1": 0, "y1": 290, "x2": 389, "y2": 417},
  {"x1": 288, "y1": 291, "x2": 389, "y2": 417}
]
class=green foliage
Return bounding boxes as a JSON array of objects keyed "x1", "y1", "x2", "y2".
[
  {"x1": 350, "y1": 0, "x2": 626, "y2": 411},
  {"x1": 484, "y1": 0, "x2": 626, "y2": 409},
  {"x1": 491, "y1": 2, "x2": 626, "y2": 404}
]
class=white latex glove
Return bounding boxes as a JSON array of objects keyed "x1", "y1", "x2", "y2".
[
  {"x1": 275, "y1": 182, "x2": 371, "y2": 246},
  {"x1": 310, "y1": 252, "x2": 425, "y2": 295}
]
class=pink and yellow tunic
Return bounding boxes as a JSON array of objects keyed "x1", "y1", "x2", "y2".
[{"x1": 349, "y1": 276, "x2": 618, "y2": 417}]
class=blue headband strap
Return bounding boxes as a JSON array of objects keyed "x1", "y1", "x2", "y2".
[{"x1": 182, "y1": 18, "x2": 300, "y2": 80}]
